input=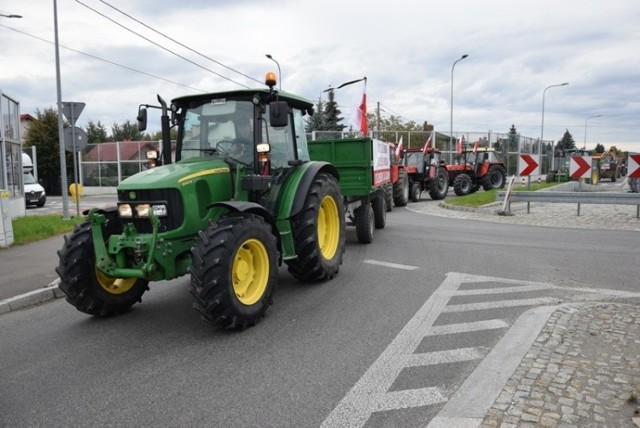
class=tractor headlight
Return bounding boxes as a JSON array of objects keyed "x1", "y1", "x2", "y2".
[
  {"x1": 118, "y1": 204, "x2": 133, "y2": 218},
  {"x1": 118, "y1": 203, "x2": 168, "y2": 218}
]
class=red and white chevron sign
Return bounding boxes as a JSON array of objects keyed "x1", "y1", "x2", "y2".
[
  {"x1": 518, "y1": 154, "x2": 539, "y2": 176},
  {"x1": 570, "y1": 156, "x2": 592, "y2": 179},
  {"x1": 628, "y1": 154, "x2": 640, "y2": 179}
]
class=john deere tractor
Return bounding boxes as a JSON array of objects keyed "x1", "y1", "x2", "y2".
[{"x1": 56, "y1": 73, "x2": 346, "y2": 330}]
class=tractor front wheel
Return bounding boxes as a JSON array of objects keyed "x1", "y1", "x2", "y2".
[
  {"x1": 286, "y1": 173, "x2": 346, "y2": 282},
  {"x1": 428, "y1": 167, "x2": 449, "y2": 200},
  {"x1": 410, "y1": 183, "x2": 421, "y2": 202},
  {"x1": 56, "y1": 221, "x2": 149, "y2": 317},
  {"x1": 453, "y1": 174, "x2": 473, "y2": 196},
  {"x1": 393, "y1": 169, "x2": 409, "y2": 207},
  {"x1": 189, "y1": 214, "x2": 278, "y2": 329}
]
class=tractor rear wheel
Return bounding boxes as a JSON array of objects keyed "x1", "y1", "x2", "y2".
[
  {"x1": 453, "y1": 174, "x2": 473, "y2": 196},
  {"x1": 190, "y1": 214, "x2": 278, "y2": 329},
  {"x1": 286, "y1": 173, "x2": 346, "y2": 282},
  {"x1": 355, "y1": 204, "x2": 374, "y2": 244},
  {"x1": 372, "y1": 195, "x2": 386, "y2": 229},
  {"x1": 428, "y1": 167, "x2": 449, "y2": 200},
  {"x1": 393, "y1": 169, "x2": 409, "y2": 207},
  {"x1": 56, "y1": 219, "x2": 149, "y2": 317},
  {"x1": 481, "y1": 165, "x2": 507, "y2": 190}
]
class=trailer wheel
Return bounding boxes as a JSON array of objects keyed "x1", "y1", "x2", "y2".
[
  {"x1": 482, "y1": 165, "x2": 506, "y2": 190},
  {"x1": 56, "y1": 219, "x2": 149, "y2": 317},
  {"x1": 372, "y1": 195, "x2": 386, "y2": 229},
  {"x1": 393, "y1": 169, "x2": 409, "y2": 207},
  {"x1": 453, "y1": 174, "x2": 473, "y2": 196},
  {"x1": 287, "y1": 173, "x2": 346, "y2": 282},
  {"x1": 355, "y1": 204, "x2": 374, "y2": 244},
  {"x1": 190, "y1": 214, "x2": 278, "y2": 329},
  {"x1": 428, "y1": 167, "x2": 449, "y2": 200}
]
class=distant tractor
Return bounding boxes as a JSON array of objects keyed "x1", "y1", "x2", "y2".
[
  {"x1": 401, "y1": 147, "x2": 449, "y2": 201},
  {"x1": 594, "y1": 152, "x2": 622, "y2": 182},
  {"x1": 547, "y1": 148, "x2": 591, "y2": 183},
  {"x1": 446, "y1": 148, "x2": 506, "y2": 196}
]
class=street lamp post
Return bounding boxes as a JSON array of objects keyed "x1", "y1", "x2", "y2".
[
  {"x1": 540, "y1": 82, "x2": 568, "y2": 171},
  {"x1": 53, "y1": 0, "x2": 70, "y2": 219},
  {"x1": 583, "y1": 114, "x2": 602, "y2": 150},
  {"x1": 265, "y1": 54, "x2": 281, "y2": 90},
  {"x1": 450, "y1": 54, "x2": 468, "y2": 163}
]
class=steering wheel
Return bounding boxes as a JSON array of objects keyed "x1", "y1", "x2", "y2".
[{"x1": 215, "y1": 140, "x2": 236, "y2": 155}]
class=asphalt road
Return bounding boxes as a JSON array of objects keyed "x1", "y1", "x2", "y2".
[{"x1": 2, "y1": 201, "x2": 638, "y2": 426}]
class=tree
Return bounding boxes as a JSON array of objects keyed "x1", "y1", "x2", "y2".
[
  {"x1": 594, "y1": 143, "x2": 605, "y2": 154},
  {"x1": 23, "y1": 107, "x2": 73, "y2": 195},
  {"x1": 305, "y1": 97, "x2": 326, "y2": 132},
  {"x1": 555, "y1": 129, "x2": 576, "y2": 153},
  {"x1": 85, "y1": 120, "x2": 109, "y2": 144},
  {"x1": 110, "y1": 120, "x2": 145, "y2": 141},
  {"x1": 322, "y1": 89, "x2": 345, "y2": 132}
]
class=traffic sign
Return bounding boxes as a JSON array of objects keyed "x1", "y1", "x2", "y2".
[
  {"x1": 518, "y1": 154, "x2": 539, "y2": 176},
  {"x1": 61, "y1": 102, "x2": 85, "y2": 126},
  {"x1": 628, "y1": 154, "x2": 640, "y2": 179},
  {"x1": 64, "y1": 126, "x2": 88, "y2": 152},
  {"x1": 570, "y1": 156, "x2": 592, "y2": 179}
]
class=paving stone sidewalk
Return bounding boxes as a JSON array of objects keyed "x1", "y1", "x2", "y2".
[{"x1": 481, "y1": 301, "x2": 640, "y2": 427}]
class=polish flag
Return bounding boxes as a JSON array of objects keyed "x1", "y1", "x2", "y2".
[
  {"x1": 395, "y1": 136, "x2": 404, "y2": 158},
  {"x1": 422, "y1": 136, "x2": 432, "y2": 154},
  {"x1": 351, "y1": 78, "x2": 368, "y2": 135},
  {"x1": 456, "y1": 137, "x2": 463, "y2": 154},
  {"x1": 472, "y1": 140, "x2": 479, "y2": 153}
]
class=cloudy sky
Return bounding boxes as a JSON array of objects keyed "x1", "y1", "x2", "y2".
[{"x1": 2, "y1": 0, "x2": 639, "y2": 151}]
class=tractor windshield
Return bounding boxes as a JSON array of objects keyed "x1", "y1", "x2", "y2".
[{"x1": 179, "y1": 100, "x2": 255, "y2": 165}]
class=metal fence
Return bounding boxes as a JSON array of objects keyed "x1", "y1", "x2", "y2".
[{"x1": 78, "y1": 131, "x2": 554, "y2": 191}]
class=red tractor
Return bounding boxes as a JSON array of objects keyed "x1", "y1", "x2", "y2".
[
  {"x1": 402, "y1": 147, "x2": 449, "y2": 201},
  {"x1": 446, "y1": 147, "x2": 506, "y2": 196},
  {"x1": 384, "y1": 142, "x2": 409, "y2": 210}
]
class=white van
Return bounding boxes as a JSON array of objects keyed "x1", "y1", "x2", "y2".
[{"x1": 22, "y1": 153, "x2": 46, "y2": 207}]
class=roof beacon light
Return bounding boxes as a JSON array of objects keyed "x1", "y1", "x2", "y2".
[{"x1": 265, "y1": 72, "x2": 277, "y2": 89}]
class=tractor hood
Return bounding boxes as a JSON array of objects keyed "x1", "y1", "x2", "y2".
[{"x1": 118, "y1": 158, "x2": 231, "y2": 191}]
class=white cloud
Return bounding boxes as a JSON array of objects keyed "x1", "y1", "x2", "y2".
[{"x1": 1, "y1": 0, "x2": 639, "y2": 151}]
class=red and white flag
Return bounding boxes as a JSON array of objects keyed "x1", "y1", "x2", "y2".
[
  {"x1": 395, "y1": 136, "x2": 404, "y2": 158},
  {"x1": 350, "y1": 78, "x2": 368, "y2": 135},
  {"x1": 472, "y1": 140, "x2": 479, "y2": 153},
  {"x1": 456, "y1": 137, "x2": 463, "y2": 154},
  {"x1": 422, "y1": 136, "x2": 432, "y2": 154}
]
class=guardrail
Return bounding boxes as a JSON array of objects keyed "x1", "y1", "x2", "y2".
[{"x1": 496, "y1": 191, "x2": 640, "y2": 217}]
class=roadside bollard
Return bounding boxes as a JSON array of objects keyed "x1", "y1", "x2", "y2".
[{"x1": 69, "y1": 183, "x2": 84, "y2": 203}]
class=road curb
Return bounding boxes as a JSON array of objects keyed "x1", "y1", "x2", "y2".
[{"x1": 0, "y1": 279, "x2": 63, "y2": 315}]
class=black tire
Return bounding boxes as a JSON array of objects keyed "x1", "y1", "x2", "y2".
[
  {"x1": 393, "y1": 169, "x2": 409, "y2": 207},
  {"x1": 355, "y1": 204, "x2": 374, "y2": 244},
  {"x1": 428, "y1": 167, "x2": 449, "y2": 200},
  {"x1": 56, "y1": 219, "x2": 149, "y2": 317},
  {"x1": 36, "y1": 197, "x2": 46, "y2": 208},
  {"x1": 481, "y1": 165, "x2": 507, "y2": 190},
  {"x1": 410, "y1": 183, "x2": 421, "y2": 202},
  {"x1": 372, "y1": 195, "x2": 386, "y2": 229},
  {"x1": 453, "y1": 174, "x2": 473, "y2": 196},
  {"x1": 546, "y1": 171, "x2": 556, "y2": 183},
  {"x1": 286, "y1": 173, "x2": 346, "y2": 282},
  {"x1": 384, "y1": 182, "x2": 393, "y2": 212},
  {"x1": 189, "y1": 214, "x2": 278, "y2": 330}
]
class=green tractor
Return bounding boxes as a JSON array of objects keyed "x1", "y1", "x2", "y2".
[{"x1": 56, "y1": 74, "x2": 346, "y2": 329}]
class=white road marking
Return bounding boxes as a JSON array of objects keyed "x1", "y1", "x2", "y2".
[
  {"x1": 322, "y1": 271, "x2": 640, "y2": 428},
  {"x1": 363, "y1": 259, "x2": 419, "y2": 270}
]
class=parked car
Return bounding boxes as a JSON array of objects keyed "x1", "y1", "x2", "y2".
[{"x1": 24, "y1": 172, "x2": 46, "y2": 207}]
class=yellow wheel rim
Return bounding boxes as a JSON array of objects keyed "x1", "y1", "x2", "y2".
[
  {"x1": 233, "y1": 239, "x2": 270, "y2": 305},
  {"x1": 317, "y1": 195, "x2": 340, "y2": 260},
  {"x1": 96, "y1": 269, "x2": 137, "y2": 295}
]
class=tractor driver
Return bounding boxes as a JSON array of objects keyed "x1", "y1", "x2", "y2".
[{"x1": 230, "y1": 118, "x2": 253, "y2": 163}]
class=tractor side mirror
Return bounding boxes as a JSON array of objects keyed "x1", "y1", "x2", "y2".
[
  {"x1": 269, "y1": 101, "x2": 289, "y2": 128},
  {"x1": 137, "y1": 107, "x2": 148, "y2": 132}
]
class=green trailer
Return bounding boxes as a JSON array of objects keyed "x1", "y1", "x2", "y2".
[{"x1": 309, "y1": 137, "x2": 391, "y2": 244}]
